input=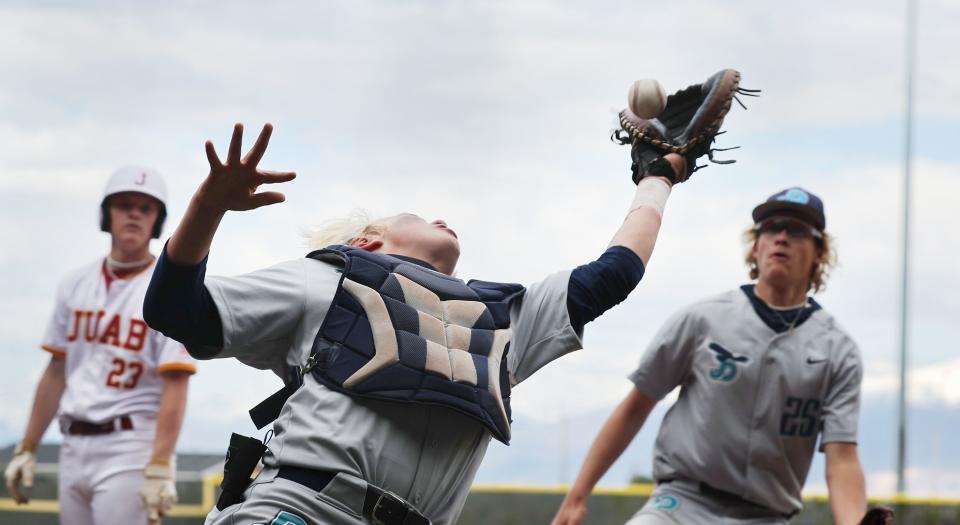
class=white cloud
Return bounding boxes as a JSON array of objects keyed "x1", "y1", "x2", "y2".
[{"x1": 863, "y1": 358, "x2": 960, "y2": 406}]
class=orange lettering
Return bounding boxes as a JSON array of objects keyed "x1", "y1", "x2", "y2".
[
  {"x1": 123, "y1": 319, "x2": 147, "y2": 352},
  {"x1": 66, "y1": 310, "x2": 83, "y2": 342},
  {"x1": 123, "y1": 362, "x2": 143, "y2": 389},
  {"x1": 84, "y1": 311, "x2": 105, "y2": 342},
  {"x1": 98, "y1": 314, "x2": 121, "y2": 346},
  {"x1": 105, "y1": 358, "x2": 124, "y2": 388},
  {"x1": 106, "y1": 359, "x2": 144, "y2": 389}
]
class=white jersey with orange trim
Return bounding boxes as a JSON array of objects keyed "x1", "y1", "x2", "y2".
[{"x1": 41, "y1": 258, "x2": 197, "y2": 423}]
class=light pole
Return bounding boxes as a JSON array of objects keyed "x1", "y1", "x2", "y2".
[{"x1": 896, "y1": 0, "x2": 918, "y2": 497}]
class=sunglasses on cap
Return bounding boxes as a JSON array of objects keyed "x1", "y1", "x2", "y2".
[{"x1": 754, "y1": 217, "x2": 823, "y2": 240}]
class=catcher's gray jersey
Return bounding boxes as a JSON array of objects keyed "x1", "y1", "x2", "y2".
[
  {"x1": 205, "y1": 258, "x2": 582, "y2": 525},
  {"x1": 629, "y1": 288, "x2": 862, "y2": 515}
]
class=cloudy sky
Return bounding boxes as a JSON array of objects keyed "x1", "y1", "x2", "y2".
[{"x1": 1, "y1": 0, "x2": 958, "y2": 498}]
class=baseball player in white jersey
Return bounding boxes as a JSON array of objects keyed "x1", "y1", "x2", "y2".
[
  {"x1": 4, "y1": 167, "x2": 197, "y2": 524},
  {"x1": 142, "y1": 122, "x2": 697, "y2": 525},
  {"x1": 552, "y1": 187, "x2": 869, "y2": 525}
]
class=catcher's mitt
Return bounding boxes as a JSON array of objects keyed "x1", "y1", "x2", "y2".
[
  {"x1": 614, "y1": 69, "x2": 759, "y2": 184},
  {"x1": 859, "y1": 507, "x2": 895, "y2": 525}
]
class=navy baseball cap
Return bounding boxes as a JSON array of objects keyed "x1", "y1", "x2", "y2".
[{"x1": 751, "y1": 187, "x2": 826, "y2": 231}]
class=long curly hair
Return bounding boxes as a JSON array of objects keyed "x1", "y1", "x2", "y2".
[{"x1": 743, "y1": 226, "x2": 837, "y2": 293}]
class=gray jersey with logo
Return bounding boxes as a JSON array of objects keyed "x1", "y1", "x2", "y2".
[
  {"x1": 629, "y1": 288, "x2": 862, "y2": 515},
  {"x1": 205, "y1": 257, "x2": 582, "y2": 525}
]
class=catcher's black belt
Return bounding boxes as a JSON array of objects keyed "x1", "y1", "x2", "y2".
[
  {"x1": 62, "y1": 415, "x2": 134, "y2": 436},
  {"x1": 658, "y1": 479, "x2": 797, "y2": 519},
  {"x1": 277, "y1": 466, "x2": 432, "y2": 525}
]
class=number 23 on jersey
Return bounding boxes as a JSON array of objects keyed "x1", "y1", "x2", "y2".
[{"x1": 105, "y1": 358, "x2": 144, "y2": 389}]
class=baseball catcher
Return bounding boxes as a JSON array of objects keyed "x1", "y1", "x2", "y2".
[{"x1": 143, "y1": 70, "x2": 750, "y2": 525}]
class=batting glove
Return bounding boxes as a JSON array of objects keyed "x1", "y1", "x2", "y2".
[
  {"x1": 4, "y1": 441, "x2": 37, "y2": 504},
  {"x1": 140, "y1": 462, "x2": 177, "y2": 522}
]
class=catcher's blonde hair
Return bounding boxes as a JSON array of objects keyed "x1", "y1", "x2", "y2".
[
  {"x1": 743, "y1": 226, "x2": 837, "y2": 293},
  {"x1": 304, "y1": 209, "x2": 390, "y2": 250}
]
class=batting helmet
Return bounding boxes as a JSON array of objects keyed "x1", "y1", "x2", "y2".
[{"x1": 99, "y1": 166, "x2": 168, "y2": 239}]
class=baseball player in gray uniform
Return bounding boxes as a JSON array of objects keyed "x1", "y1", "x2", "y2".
[
  {"x1": 143, "y1": 123, "x2": 692, "y2": 525},
  {"x1": 552, "y1": 188, "x2": 868, "y2": 525}
]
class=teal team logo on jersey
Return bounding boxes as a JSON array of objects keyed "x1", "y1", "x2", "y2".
[
  {"x1": 653, "y1": 494, "x2": 680, "y2": 511},
  {"x1": 707, "y1": 342, "x2": 751, "y2": 382},
  {"x1": 269, "y1": 511, "x2": 308, "y2": 525}
]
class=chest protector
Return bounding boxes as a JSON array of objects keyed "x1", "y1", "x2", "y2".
[{"x1": 307, "y1": 246, "x2": 524, "y2": 444}]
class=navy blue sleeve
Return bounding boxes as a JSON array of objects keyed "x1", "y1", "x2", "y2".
[
  {"x1": 144, "y1": 243, "x2": 223, "y2": 358},
  {"x1": 566, "y1": 245, "x2": 645, "y2": 334}
]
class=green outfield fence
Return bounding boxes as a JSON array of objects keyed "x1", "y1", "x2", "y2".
[{"x1": 2, "y1": 472, "x2": 959, "y2": 524}]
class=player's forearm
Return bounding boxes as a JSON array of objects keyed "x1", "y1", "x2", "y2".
[
  {"x1": 827, "y1": 471, "x2": 866, "y2": 525},
  {"x1": 150, "y1": 373, "x2": 190, "y2": 464},
  {"x1": 607, "y1": 156, "x2": 683, "y2": 266},
  {"x1": 23, "y1": 358, "x2": 66, "y2": 446},
  {"x1": 166, "y1": 194, "x2": 226, "y2": 266},
  {"x1": 565, "y1": 389, "x2": 654, "y2": 502},
  {"x1": 825, "y1": 445, "x2": 867, "y2": 525},
  {"x1": 609, "y1": 205, "x2": 663, "y2": 267}
]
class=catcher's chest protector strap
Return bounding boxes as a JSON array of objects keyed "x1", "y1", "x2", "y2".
[{"x1": 308, "y1": 245, "x2": 524, "y2": 444}]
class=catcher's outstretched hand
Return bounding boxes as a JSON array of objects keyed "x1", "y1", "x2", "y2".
[
  {"x1": 197, "y1": 123, "x2": 296, "y2": 213},
  {"x1": 859, "y1": 507, "x2": 894, "y2": 525},
  {"x1": 615, "y1": 68, "x2": 759, "y2": 185}
]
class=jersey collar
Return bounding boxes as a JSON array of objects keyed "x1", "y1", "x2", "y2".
[{"x1": 739, "y1": 284, "x2": 822, "y2": 334}]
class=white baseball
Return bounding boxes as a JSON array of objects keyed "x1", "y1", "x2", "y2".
[{"x1": 628, "y1": 79, "x2": 667, "y2": 119}]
